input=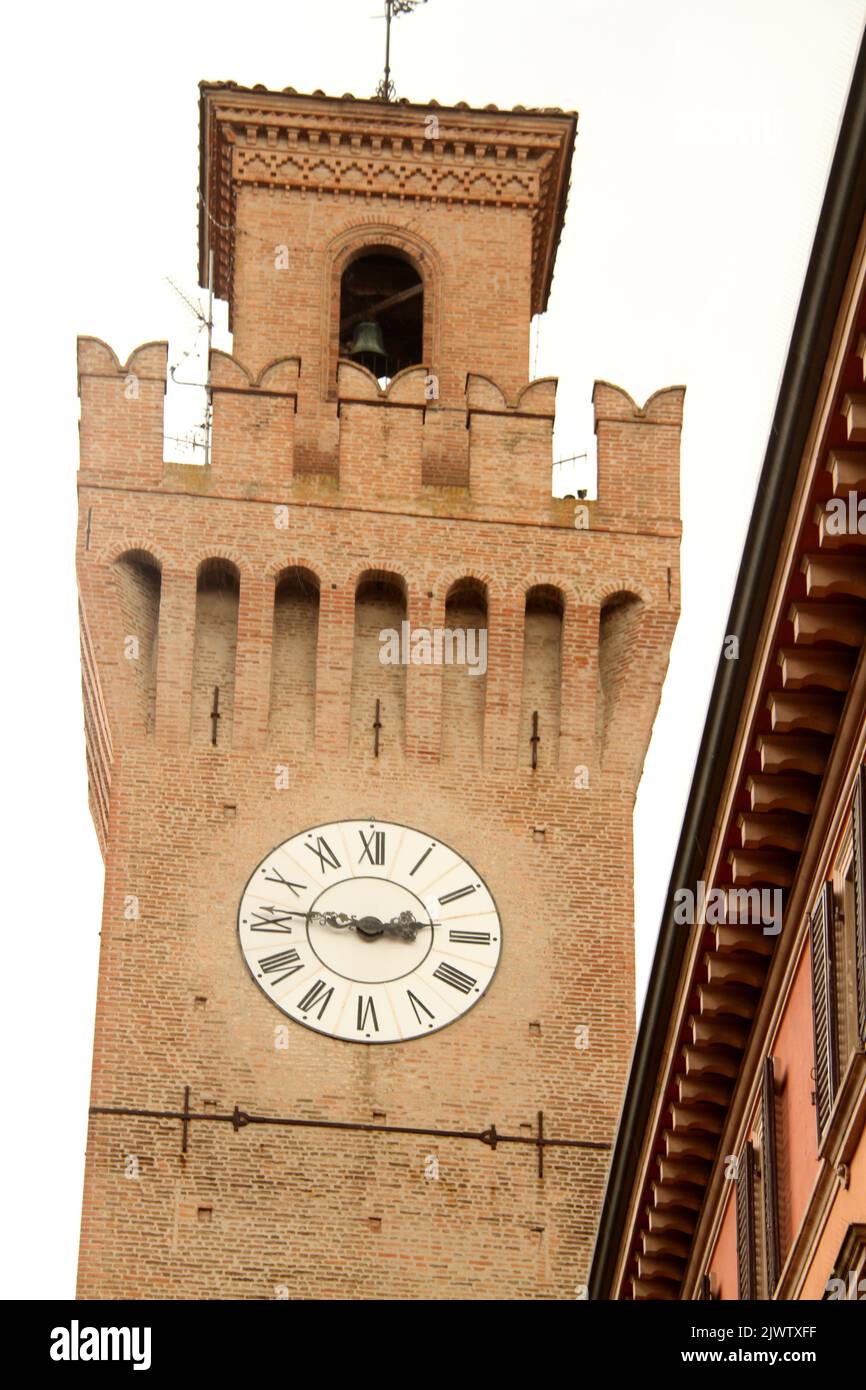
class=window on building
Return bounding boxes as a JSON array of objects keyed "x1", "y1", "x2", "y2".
[
  {"x1": 850, "y1": 766, "x2": 866, "y2": 1048},
  {"x1": 735, "y1": 1140, "x2": 758, "y2": 1300},
  {"x1": 809, "y1": 881, "x2": 840, "y2": 1143},
  {"x1": 811, "y1": 764, "x2": 866, "y2": 1144},
  {"x1": 822, "y1": 1223, "x2": 866, "y2": 1299},
  {"x1": 836, "y1": 849, "x2": 860, "y2": 1068},
  {"x1": 761, "y1": 1056, "x2": 782, "y2": 1296}
]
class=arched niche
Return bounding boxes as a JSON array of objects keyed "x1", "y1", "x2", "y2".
[
  {"x1": 597, "y1": 590, "x2": 644, "y2": 749},
  {"x1": 519, "y1": 585, "x2": 564, "y2": 770},
  {"x1": 350, "y1": 570, "x2": 408, "y2": 760},
  {"x1": 269, "y1": 567, "x2": 320, "y2": 747},
  {"x1": 190, "y1": 559, "x2": 241, "y2": 747},
  {"x1": 112, "y1": 549, "x2": 162, "y2": 735},
  {"x1": 441, "y1": 577, "x2": 488, "y2": 765}
]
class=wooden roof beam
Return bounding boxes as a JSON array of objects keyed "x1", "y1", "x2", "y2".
[
  {"x1": 669, "y1": 1103, "x2": 725, "y2": 1135},
  {"x1": 631, "y1": 1276, "x2": 678, "y2": 1300},
  {"x1": 766, "y1": 689, "x2": 842, "y2": 735},
  {"x1": 642, "y1": 1226, "x2": 694, "y2": 1258},
  {"x1": 664, "y1": 1128, "x2": 718, "y2": 1162},
  {"x1": 690, "y1": 1013, "x2": 749, "y2": 1050},
  {"x1": 746, "y1": 773, "x2": 818, "y2": 814},
  {"x1": 647, "y1": 1202, "x2": 699, "y2": 1233},
  {"x1": 698, "y1": 984, "x2": 757, "y2": 1021},
  {"x1": 842, "y1": 392, "x2": 866, "y2": 442},
  {"x1": 828, "y1": 446, "x2": 866, "y2": 492},
  {"x1": 651, "y1": 1182, "x2": 703, "y2": 1213},
  {"x1": 683, "y1": 1043, "x2": 742, "y2": 1077},
  {"x1": 704, "y1": 952, "x2": 768, "y2": 990},
  {"x1": 727, "y1": 845, "x2": 796, "y2": 885},
  {"x1": 737, "y1": 810, "x2": 807, "y2": 851},
  {"x1": 677, "y1": 1071, "x2": 733, "y2": 1107},
  {"x1": 637, "y1": 1253, "x2": 686, "y2": 1283},
  {"x1": 756, "y1": 734, "x2": 829, "y2": 778},
  {"x1": 778, "y1": 646, "x2": 855, "y2": 690},
  {"x1": 713, "y1": 924, "x2": 774, "y2": 957},
  {"x1": 788, "y1": 601, "x2": 866, "y2": 647},
  {"x1": 801, "y1": 553, "x2": 866, "y2": 600}
]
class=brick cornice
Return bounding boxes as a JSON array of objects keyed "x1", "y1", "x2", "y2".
[{"x1": 199, "y1": 83, "x2": 576, "y2": 316}]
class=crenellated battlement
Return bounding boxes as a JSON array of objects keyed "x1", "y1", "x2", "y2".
[
  {"x1": 77, "y1": 338, "x2": 168, "y2": 484},
  {"x1": 592, "y1": 380, "x2": 685, "y2": 528},
  {"x1": 77, "y1": 336, "x2": 683, "y2": 533},
  {"x1": 76, "y1": 328, "x2": 682, "y2": 829}
]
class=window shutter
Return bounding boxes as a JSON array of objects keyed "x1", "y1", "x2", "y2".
[
  {"x1": 810, "y1": 883, "x2": 839, "y2": 1142},
  {"x1": 852, "y1": 765, "x2": 866, "y2": 1046},
  {"x1": 736, "y1": 1141, "x2": 757, "y2": 1300},
  {"x1": 761, "y1": 1057, "x2": 781, "y2": 1294}
]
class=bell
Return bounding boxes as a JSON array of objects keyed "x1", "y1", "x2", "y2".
[{"x1": 348, "y1": 320, "x2": 387, "y2": 362}]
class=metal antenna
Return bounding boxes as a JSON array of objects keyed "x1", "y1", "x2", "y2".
[
  {"x1": 204, "y1": 248, "x2": 214, "y2": 468},
  {"x1": 374, "y1": 0, "x2": 427, "y2": 102},
  {"x1": 166, "y1": 276, "x2": 207, "y2": 325},
  {"x1": 164, "y1": 250, "x2": 215, "y2": 465}
]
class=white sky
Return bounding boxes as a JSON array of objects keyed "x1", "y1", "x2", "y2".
[{"x1": 2, "y1": 0, "x2": 864, "y2": 1299}]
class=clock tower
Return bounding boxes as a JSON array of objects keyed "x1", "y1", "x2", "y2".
[{"x1": 76, "y1": 81, "x2": 684, "y2": 1299}]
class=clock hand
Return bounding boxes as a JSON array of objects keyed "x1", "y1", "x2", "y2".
[
  {"x1": 309, "y1": 911, "x2": 355, "y2": 931},
  {"x1": 310, "y1": 911, "x2": 390, "y2": 942},
  {"x1": 247, "y1": 907, "x2": 309, "y2": 929},
  {"x1": 308, "y1": 910, "x2": 434, "y2": 942}
]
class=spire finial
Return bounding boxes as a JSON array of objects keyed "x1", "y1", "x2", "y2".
[{"x1": 374, "y1": 0, "x2": 427, "y2": 103}]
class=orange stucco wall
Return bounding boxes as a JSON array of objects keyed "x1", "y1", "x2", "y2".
[
  {"x1": 802, "y1": 1102, "x2": 866, "y2": 1298},
  {"x1": 711, "y1": 1184, "x2": 739, "y2": 1300},
  {"x1": 708, "y1": 940, "x2": 824, "y2": 1297}
]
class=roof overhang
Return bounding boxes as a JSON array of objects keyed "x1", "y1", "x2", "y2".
[{"x1": 589, "y1": 27, "x2": 866, "y2": 1301}]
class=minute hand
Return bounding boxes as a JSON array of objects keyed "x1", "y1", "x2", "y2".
[{"x1": 310, "y1": 911, "x2": 432, "y2": 941}]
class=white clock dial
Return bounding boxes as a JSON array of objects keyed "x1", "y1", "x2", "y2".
[{"x1": 237, "y1": 819, "x2": 502, "y2": 1043}]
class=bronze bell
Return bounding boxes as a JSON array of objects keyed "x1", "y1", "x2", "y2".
[{"x1": 348, "y1": 320, "x2": 387, "y2": 361}]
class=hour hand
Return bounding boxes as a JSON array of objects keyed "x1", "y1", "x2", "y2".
[{"x1": 309, "y1": 910, "x2": 356, "y2": 931}]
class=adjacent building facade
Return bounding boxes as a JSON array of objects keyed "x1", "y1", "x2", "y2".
[{"x1": 590, "y1": 34, "x2": 866, "y2": 1302}]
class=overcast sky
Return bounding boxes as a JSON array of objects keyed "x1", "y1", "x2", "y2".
[{"x1": 2, "y1": 0, "x2": 864, "y2": 1298}]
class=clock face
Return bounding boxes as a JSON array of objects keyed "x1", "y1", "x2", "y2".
[{"x1": 237, "y1": 819, "x2": 502, "y2": 1043}]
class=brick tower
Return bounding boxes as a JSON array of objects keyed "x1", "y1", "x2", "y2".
[{"x1": 76, "y1": 82, "x2": 684, "y2": 1300}]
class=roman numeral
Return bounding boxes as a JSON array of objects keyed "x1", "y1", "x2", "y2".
[
  {"x1": 249, "y1": 906, "x2": 296, "y2": 934},
  {"x1": 410, "y1": 844, "x2": 435, "y2": 876},
  {"x1": 358, "y1": 829, "x2": 386, "y2": 866},
  {"x1": 448, "y1": 930, "x2": 491, "y2": 945},
  {"x1": 305, "y1": 836, "x2": 341, "y2": 873},
  {"x1": 432, "y1": 961, "x2": 477, "y2": 994},
  {"x1": 262, "y1": 867, "x2": 306, "y2": 897},
  {"x1": 439, "y1": 884, "x2": 477, "y2": 905},
  {"x1": 258, "y1": 948, "x2": 303, "y2": 986},
  {"x1": 356, "y1": 995, "x2": 379, "y2": 1034},
  {"x1": 407, "y1": 990, "x2": 435, "y2": 1025},
  {"x1": 297, "y1": 979, "x2": 335, "y2": 1020}
]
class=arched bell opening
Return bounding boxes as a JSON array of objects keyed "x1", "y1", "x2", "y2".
[{"x1": 339, "y1": 249, "x2": 424, "y2": 385}]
